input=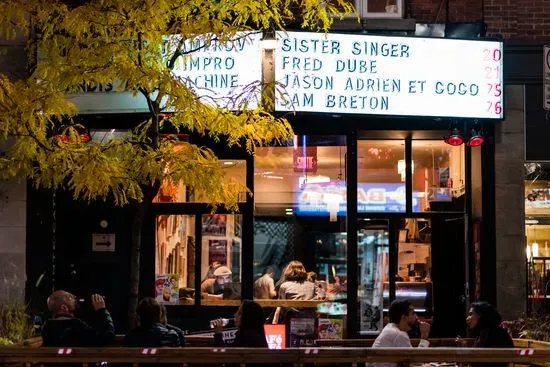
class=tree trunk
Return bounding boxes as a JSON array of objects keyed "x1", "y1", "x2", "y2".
[{"x1": 128, "y1": 181, "x2": 161, "y2": 328}]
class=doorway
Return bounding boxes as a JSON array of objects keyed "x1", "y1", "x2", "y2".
[{"x1": 357, "y1": 215, "x2": 466, "y2": 337}]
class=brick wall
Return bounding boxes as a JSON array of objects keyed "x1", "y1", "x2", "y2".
[{"x1": 407, "y1": 0, "x2": 550, "y2": 39}]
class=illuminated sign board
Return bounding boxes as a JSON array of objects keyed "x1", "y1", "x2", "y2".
[
  {"x1": 275, "y1": 31, "x2": 504, "y2": 119},
  {"x1": 296, "y1": 182, "x2": 421, "y2": 214},
  {"x1": 69, "y1": 33, "x2": 262, "y2": 114}
]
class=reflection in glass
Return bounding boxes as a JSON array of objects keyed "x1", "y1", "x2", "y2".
[
  {"x1": 155, "y1": 215, "x2": 196, "y2": 305},
  {"x1": 357, "y1": 140, "x2": 406, "y2": 213},
  {"x1": 412, "y1": 141, "x2": 464, "y2": 212},
  {"x1": 393, "y1": 218, "x2": 433, "y2": 317},
  {"x1": 154, "y1": 160, "x2": 246, "y2": 203},
  {"x1": 200, "y1": 214, "x2": 242, "y2": 305},
  {"x1": 358, "y1": 219, "x2": 389, "y2": 335}
]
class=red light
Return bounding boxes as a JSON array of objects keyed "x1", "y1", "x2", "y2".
[
  {"x1": 444, "y1": 135, "x2": 464, "y2": 146},
  {"x1": 467, "y1": 136, "x2": 484, "y2": 147},
  {"x1": 79, "y1": 133, "x2": 91, "y2": 143},
  {"x1": 53, "y1": 134, "x2": 69, "y2": 142}
]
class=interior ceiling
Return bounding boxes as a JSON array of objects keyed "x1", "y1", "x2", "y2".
[{"x1": 255, "y1": 141, "x2": 456, "y2": 171}]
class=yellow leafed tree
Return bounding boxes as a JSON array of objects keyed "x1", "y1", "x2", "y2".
[{"x1": 0, "y1": 0, "x2": 354, "y2": 325}]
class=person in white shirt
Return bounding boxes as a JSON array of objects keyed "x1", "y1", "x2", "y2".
[
  {"x1": 254, "y1": 266, "x2": 276, "y2": 299},
  {"x1": 372, "y1": 300, "x2": 431, "y2": 367}
]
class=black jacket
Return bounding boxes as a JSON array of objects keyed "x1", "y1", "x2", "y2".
[
  {"x1": 124, "y1": 323, "x2": 182, "y2": 347},
  {"x1": 42, "y1": 309, "x2": 115, "y2": 347},
  {"x1": 473, "y1": 326, "x2": 514, "y2": 367},
  {"x1": 214, "y1": 330, "x2": 268, "y2": 347}
]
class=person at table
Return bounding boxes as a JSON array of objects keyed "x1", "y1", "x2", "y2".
[
  {"x1": 160, "y1": 303, "x2": 186, "y2": 346},
  {"x1": 372, "y1": 300, "x2": 430, "y2": 351},
  {"x1": 42, "y1": 290, "x2": 115, "y2": 347},
  {"x1": 124, "y1": 297, "x2": 182, "y2": 347},
  {"x1": 201, "y1": 266, "x2": 233, "y2": 299},
  {"x1": 254, "y1": 266, "x2": 276, "y2": 299},
  {"x1": 467, "y1": 301, "x2": 513, "y2": 348},
  {"x1": 278, "y1": 261, "x2": 317, "y2": 300},
  {"x1": 211, "y1": 300, "x2": 268, "y2": 347}
]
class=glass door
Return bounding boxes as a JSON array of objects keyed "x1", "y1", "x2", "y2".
[{"x1": 358, "y1": 219, "x2": 389, "y2": 335}]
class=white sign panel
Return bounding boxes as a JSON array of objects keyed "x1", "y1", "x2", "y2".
[
  {"x1": 275, "y1": 32, "x2": 504, "y2": 119},
  {"x1": 544, "y1": 45, "x2": 550, "y2": 110},
  {"x1": 92, "y1": 233, "x2": 116, "y2": 252},
  {"x1": 69, "y1": 33, "x2": 262, "y2": 114}
]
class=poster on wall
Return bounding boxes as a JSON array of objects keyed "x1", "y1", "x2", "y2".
[
  {"x1": 155, "y1": 274, "x2": 179, "y2": 304},
  {"x1": 208, "y1": 240, "x2": 228, "y2": 266},
  {"x1": 202, "y1": 214, "x2": 227, "y2": 236},
  {"x1": 318, "y1": 319, "x2": 344, "y2": 340},
  {"x1": 289, "y1": 318, "x2": 316, "y2": 347},
  {"x1": 525, "y1": 181, "x2": 550, "y2": 215},
  {"x1": 275, "y1": 31, "x2": 504, "y2": 119},
  {"x1": 264, "y1": 324, "x2": 286, "y2": 349}
]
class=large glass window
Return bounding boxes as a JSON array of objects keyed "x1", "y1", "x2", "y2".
[
  {"x1": 254, "y1": 136, "x2": 347, "y2": 335},
  {"x1": 357, "y1": 140, "x2": 405, "y2": 213},
  {"x1": 412, "y1": 141, "x2": 465, "y2": 212},
  {"x1": 154, "y1": 159, "x2": 246, "y2": 203},
  {"x1": 155, "y1": 215, "x2": 196, "y2": 305},
  {"x1": 200, "y1": 214, "x2": 242, "y2": 306}
]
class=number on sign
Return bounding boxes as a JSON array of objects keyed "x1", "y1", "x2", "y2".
[
  {"x1": 484, "y1": 48, "x2": 502, "y2": 62},
  {"x1": 487, "y1": 83, "x2": 502, "y2": 97},
  {"x1": 486, "y1": 101, "x2": 503, "y2": 115},
  {"x1": 484, "y1": 66, "x2": 500, "y2": 79}
]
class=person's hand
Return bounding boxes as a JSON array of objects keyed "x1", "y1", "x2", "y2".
[
  {"x1": 91, "y1": 294, "x2": 106, "y2": 311},
  {"x1": 419, "y1": 321, "x2": 431, "y2": 340},
  {"x1": 211, "y1": 319, "x2": 224, "y2": 334}
]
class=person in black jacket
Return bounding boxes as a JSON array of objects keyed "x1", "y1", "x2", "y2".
[
  {"x1": 42, "y1": 291, "x2": 115, "y2": 347},
  {"x1": 159, "y1": 304, "x2": 186, "y2": 346},
  {"x1": 124, "y1": 298, "x2": 182, "y2": 347},
  {"x1": 212, "y1": 300, "x2": 268, "y2": 347},
  {"x1": 467, "y1": 301, "x2": 513, "y2": 367}
]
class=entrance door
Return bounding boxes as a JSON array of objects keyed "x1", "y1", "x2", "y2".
[{"x1": 357, "y1": 215, "x2": 466, "y2": 338}]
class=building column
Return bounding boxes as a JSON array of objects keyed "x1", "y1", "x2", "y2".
[{"x1": 494, "y1": 85, "x2": 526, "y2": 319}]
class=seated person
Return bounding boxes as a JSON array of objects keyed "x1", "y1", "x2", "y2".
[
  {"x1": 201, "y1": 266, "x2": 234, "y2": 299},
  {"x1": 42, "y1": 291, "x2": 115, "y2": 347},
  {"x1": 159, "y1": 304, "x2": 186, "y2": 346},
  {"x1": 372, "y1": 300, "x2": 430, "y2": 367},
  {"x1": 124, "y1": 298, "x2": 183, "y2": 347},
  {"x1": 211, "y1": 300, "x2": 268, "y2": 347}
]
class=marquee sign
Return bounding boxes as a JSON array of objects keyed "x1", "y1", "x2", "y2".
[{"x1": 275, "y1": 31, "x2": 504, "y2": 119}]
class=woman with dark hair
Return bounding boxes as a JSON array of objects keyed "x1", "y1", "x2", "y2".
[
  {"x1": 212, "y1": 300, "x2": 268, "y2": 347},
  {"x1": 467, "y1": 301, "x2": 513, "y2": 367},
  {"x1": 278, "y1": 260, "x2": 317, "y2": 300}
]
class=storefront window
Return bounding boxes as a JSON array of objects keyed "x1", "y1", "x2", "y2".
[
  {"x1": 357, "y1": 140, "x2": 405, "y2": 213},
  {"x1": 412, "y1": 141, "x2": 465, "y2": 212},
  {"x1": 200, "y1": 214, "x2": 242, "y2": 306},
  {"x1": 525, "y1": 164, "x2": 550, "y2": 313},
  {"x1": 254, "y1": 135, "x2": 347, "y2": 336},
  {"x1": 155, "y1": 215, "x2": 196, "y2": 305},
  {"x1": 154, "y1": 160, "x2": 246, "y2": 203}
]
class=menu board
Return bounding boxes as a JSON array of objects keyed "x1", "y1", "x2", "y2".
[{"x1": 275, "y1": 31, "x2": 504, "y2": 119}]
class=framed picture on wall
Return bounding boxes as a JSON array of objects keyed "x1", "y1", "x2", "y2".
[
  {"x1": 208, "y1": 239, "x2": 228, "y2": 266},
  {"x1": 202, "y1": 214, "x2": 227, "y2": 236}
]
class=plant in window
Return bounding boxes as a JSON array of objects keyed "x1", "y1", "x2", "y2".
[{"x1": 0, "y1": 0, "x2": 354, "y2": 325}]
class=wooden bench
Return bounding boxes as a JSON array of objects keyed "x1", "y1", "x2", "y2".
[{"x1": 23, "y1": 334, "x2": 213, "y2": 348}]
